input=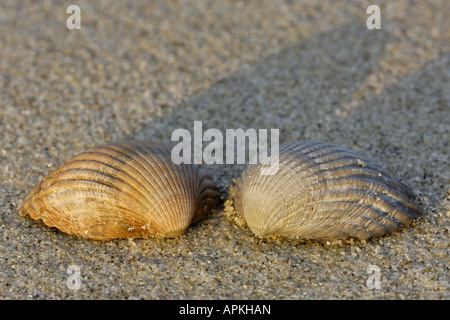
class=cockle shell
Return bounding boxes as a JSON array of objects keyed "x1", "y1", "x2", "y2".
[
  {"x1": 19, "y1": 141, "x2": 220, "y2": 240},
  {"x1": 229, "y1": 140, "x2": 422, "y2": 241}
]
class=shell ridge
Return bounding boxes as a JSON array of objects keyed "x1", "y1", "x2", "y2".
[
  {"x1": 257, "y1": 145, "x2": 321, "y2": 233},
  {"x1": 232, "y1": 140, "x2": 422, "y2": 240},
  {"x1": 313, "y1": 155, "x2": 415, "y2": 195},
  {"x1": 98, "y1": 145, "x2": 184, "y2": 230},
  {"x1": 194, "y1": 170, "x2": 220, "y2": 221},
  {"x1": 60, "y1": 203, "x2": 149, "y2": 239},
  {"x1": 302, "y1": 182, "x2": 418, "y2": 229},
  {"x1": 304, "y1": 197, "x2": 403, "y2": 226},
  {"x1": 20, "y1": 141, "x2": 219, "y2": 239},
  {"x1": 42, "y1": 170, "x2": 152, "y2": 212},
  {"x1": 297, "y1": 148, "x2": 421, "y2": 221},
  {"x1": 295, "y1": 207, "x2": 397, "y2": 240},
  {"x1": 25, "y1": 179, "x2": 149, "y2": 239},
  {"x1": 289, "y1": 140, "x2": 365, "y2": 161},
  {"x1": 68, "y1": 149, "x2": 169, "y2": 229},
  {"x1": 322, "y1": 175, "x2": 421, "y2": 218},
  {"x1": 128, "y1": 142, "x2": 199, "y2": 234},
  {"x1": 135, "y1": 144, "x2": 195, "y2": 233},
  {"x1": 76, "y1": 144, "x2": 179, "y2": 234},
  {"x1": 107, "y1": 143, "x2": 174, "y2": 232},
  {"x1": 244, "y1": 149, "x2": 324, "y2": 236},
  {"x1": 230, "y1": 177, "x2": 244, "y2": 218},
  {"x1": 38, "y1": 178, "x2": 147, "y2": 215},
  {"x1": 286, "y1": 205, "x2": 380, "y2": 240}
]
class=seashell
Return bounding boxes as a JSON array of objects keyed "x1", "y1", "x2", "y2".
[
  {"x1": 229, "y1": 140, "x2": 422, "y2": 241},
  {"x1": 19, "y1": 141, "x2": 220, "y2": 240}
]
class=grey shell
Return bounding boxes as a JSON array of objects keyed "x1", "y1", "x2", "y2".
[{"x1": 229, "y1": 140, "x2": 422, "y2": 241}]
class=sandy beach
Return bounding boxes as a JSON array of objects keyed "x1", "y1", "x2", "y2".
[{"x1": 0, "y1": 0, "x2": 448, "y2": 299}]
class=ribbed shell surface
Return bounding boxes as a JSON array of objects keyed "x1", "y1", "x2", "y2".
[
  {"x1": 19, "y1": 141, "x2": 220, "y2": 240},
  {"x1": 230, "y1": 140, "x2": 422, "y2": 241}
]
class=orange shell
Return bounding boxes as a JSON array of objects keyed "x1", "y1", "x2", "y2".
[{"x1": 19, "y1": 141, "x2": 220, "y2": 240}]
